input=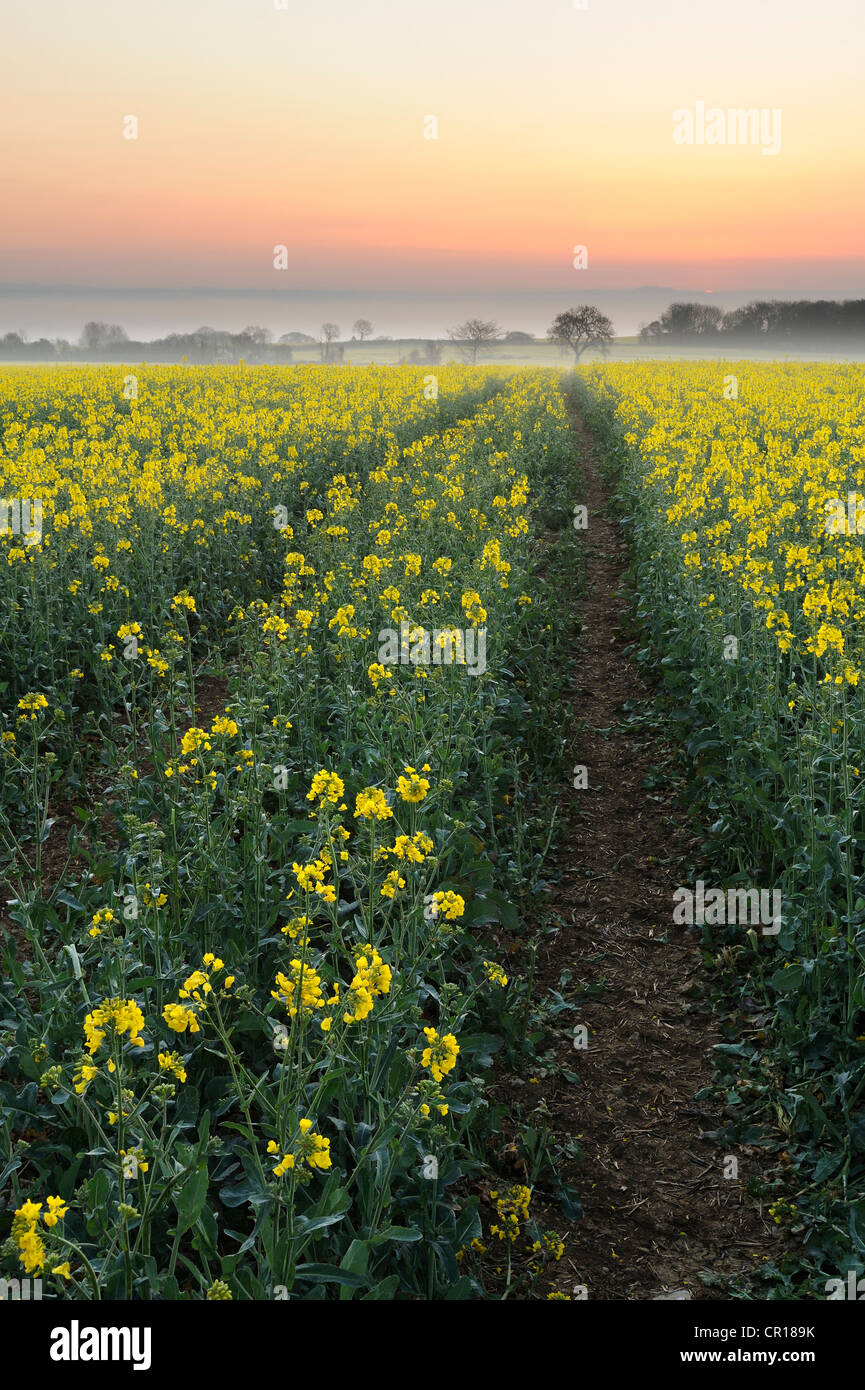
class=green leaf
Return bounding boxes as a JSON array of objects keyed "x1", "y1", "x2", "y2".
[
  {"x1": 56, "y1": 890, "x2": 87, "y2": 913},
  {"x1": 295, "y1": 1209, "x2": 349, "y2": 1237},
  {"x1": 371, "y1": 1225, "x2": 423, "y2": 1245},
  {"x1": 174, "y1": 1165, "x2": 209, "y2": 1232},
  {"x1": 361, "y1": 1275, "x2": 400, "y2": 1300},
  {"x1": 339, "y1": 1239, "x2": 370, "y2": 1300},
  {"x1": 293, "y1": 1263, "x2": 367, "y2": 1287},
  {"x1": 770, "y1": 964, "x2": 805, "y2": 993},
  {"x1": 64, "y1": 944, "x2": 83, "y2": 980}
]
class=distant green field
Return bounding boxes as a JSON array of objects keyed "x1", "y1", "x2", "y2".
[
  {"x1": 259, "y1": 340, "x2": 865, "y2": 367},
  {"x1": 11, "y1": 339, "x2": 865, "y2": 368}
]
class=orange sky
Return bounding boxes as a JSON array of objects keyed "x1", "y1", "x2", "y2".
[{"x1": 1, "y1": 0, "x2": 863, "y2": 291}]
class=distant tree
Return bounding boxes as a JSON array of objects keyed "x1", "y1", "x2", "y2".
[
  {"x1": 548, "y1": 307, "x2": 614, "y2": 360},
  {"x1": 839, "y1": 300, "x2": 865, "y2": 338},
  {"x1": 719, "y1": 300, "x2": 784, "y2": 341},
  {"x1": 407, "y1": 340, "x2": 442, "y2": 365},
  {"x1": 0, "y1": 331, "x2": 30, "y2": 360},
  {"x1": 503, "y1": 330, "x2": 535, "y2": 343},
  {"x1": 240, "y1": 325, "x2": 273, "y2": 344},
  {"x1": 637, "y1": 320, "x2": 662, "y2": 344},
  {"x1": 448, "y1": 318, "x2": 501, "y2": 364},
  {"x1": 279, "y1": 331, "x2": 316, "y2": 344},
  {"x1": 352, "y1": 318, "x2": 373, "y2": 341},
  {"x1": 656, "y1": 303, "x2": 723, "y2": 339},
  {"x1": 80, "y1": 321, "x2": 129, "y2": 353},
  {"x1": 320, "y1": 324, "x2": 343, "y2": 363},
  {"x1": 789, "y1": 300, "x2": 837, "y2": 337}
]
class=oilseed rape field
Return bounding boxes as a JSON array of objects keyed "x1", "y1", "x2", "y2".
[
  {"x1": 4, "y1": 357, "x2": 865, "y2": 1303},
  {"x1": 0, "y1": 364, "x2": 582, "y2": 1300}
]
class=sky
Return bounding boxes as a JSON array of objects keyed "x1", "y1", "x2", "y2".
[{"x1": 1, "y1": 0, "x2": 863, "y2": 332}]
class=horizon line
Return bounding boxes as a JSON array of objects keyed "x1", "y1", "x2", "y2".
[{"x1": 4, "y1": 283, "x2": 865, "y2": 298}]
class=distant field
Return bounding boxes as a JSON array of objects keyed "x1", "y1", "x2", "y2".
[
  {"x1": 8, "y1": 339, "x2": 864, "y2": 369},
  {"x1": 335, "y1": 342, "x2": 865, "y2": 368}
]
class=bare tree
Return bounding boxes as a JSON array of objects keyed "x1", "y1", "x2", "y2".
[
  {"x1": 80, "y1": 321, "x2": 130, "y2": 353},
  {"x1": 352, "y1": 318, "x2": 373, "y2": 341},
  {"x1": 447, "y1": 318, "x2": 501, "y2": 364},
  {"x1": 548, "y1": 307, "x2": 614, "y2": 361},
  {"x1": 240, "y1": 325, "x2": 273, "y2": 344},
  {"x1": 319, "y1": 323, "x2": 343, "y2": 364}
]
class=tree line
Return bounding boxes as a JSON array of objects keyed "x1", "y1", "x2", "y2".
[
  {"x1": 638, "y1": 299, "x2": 865, "y2": 344},
  {"x1": 1, "y1": 299, "x2": 862, "y2": 363},
  {"x1": 0, "y1": 317, "x2": 554, "y2": 363},
  {"x1": 0, "y1": 318, "x2": 542, "y2": 364},
  {"x1": 0, "y1": 322, "x2": 376, "y2": 364}
]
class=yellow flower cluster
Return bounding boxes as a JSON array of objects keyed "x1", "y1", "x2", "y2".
[
  {"x1": 483, "y1": 960, "x2": 508, "y2": 988},
  {"x1": 163, "y1": 955, "x2": 233, "y2": 1033},
  {"x1": 430, "y1": 890, "x2": 466, "y2": 922},
  {"x1": 89, "y1": 907, "x2": 117, "y2": 938},
  {"x1": 16, "y1": 692, "x2": 48, "y2": 720},
  {"x1": 396, "y1": 766, "x2": 431, "y2": 803},
  {"x1": 268, "y1": 1117, "x2": 332, "y2": 1176},
  {"x1": 421, "y1": 1027, "x2": 460, "y2": 1082},
  {"x1": 390, "y1": 831, "x2": 434, "y2": 863},
  {"x1": 306, "y1": 769, "x2": 346, "y2": 809},
  {"x1": 164, "y1": 712, "x2": 243, "y2": 785},
  {"x1": 489, "y1": 1184, "x2": 532, "y2": 1243},
  {"x1": 12, "y1": 1196, "x2": 68, "y2": 1274},
  {"x1": 272, "y1": 959, "x2": 330, "y2": 1019},
  {"x1": 83, "y1": 998, "x2": 146, "y2": 1056},
  {"x1": 343, "y1": 947, "x2": 392, "y2": 1023},
  {"x1": 354, "y1": 786, "x2": 393, "y2": 821},
  {"x1": 157, "y1": 1050, "x2": 188, "y2": 1083}
]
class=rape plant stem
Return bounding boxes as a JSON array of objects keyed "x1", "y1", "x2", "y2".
[{"x1": 49, "y1": 1232, "x2": 101, "y2": 1300}]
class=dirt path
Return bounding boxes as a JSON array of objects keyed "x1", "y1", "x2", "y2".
[{"x1": 533, "y1": 401, "x2": 780, "y2": 1300}]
